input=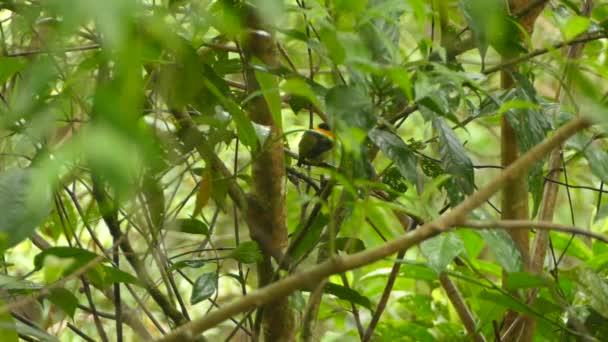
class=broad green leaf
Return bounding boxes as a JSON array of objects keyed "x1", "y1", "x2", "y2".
[
  {"x1": 505, "y1": 73, "x2": 551, "y2": 216},
  {"x1": 504, "y1": 272, "x2": 549, "y2": 291},
  {"x1": 376, "y1": 321, "x2": 436, "y2": 342},
  {"x1": 281, "y1": 78, "x2": 323, "y2": 112},
  {"x1": 586, "y1": 252, "x2": 608, "y2": 270},
  {"x1": 399, "y1": 295, "x2": 434, "y2": 322},
  {"x1": 229, "y1": 241, "x2": 262, "y2": 264},
  {"x1": 254, "y1": 69, "x2": 282, "y2": 129},
  {"x1": 290, "y1": 214, "x2": 329, "y2": 260},
  {"x1": 400, "y1": 263, "x2": 439, "y2": 282},
  {"x1": 47, "y1": 288, "x2": 79, "y2": 318},
  {"x1": 460, "y1": 0, "x2": 524, "y2": 61},
  {"x1": 323, "y1": 282, "x2": 372, "y2": 310},
  {"x1": 575, "y1": 268, "x2": 608, "y2": 317},
  {"x1": 102, "y1": 266, "x2": 141, "y2": 286},
  {"x1": 477, "y1": 230, "x2": 523, "y2": 273},
  {"x1": 332, "y1": 0, "x2": 368, "y2": 14},
  {"x1": 420, "y1": 232, "x2": 465, "y2": 273},
  {"x1": 325, "y1": 86, "x2": 375, "y2": 130},
  {"x1": 190, "y1": 272, "x2": 218, "y2": 305},
  {"x1": 319, "y1": 27, "x2": 346, "y2": 64},
  {"x1": 0, "y1": 298, "x2": 18, "y2": 342},
  {"x1": 34, "y1": 247, "x2": 103, "y2": 271},
  {"x1": 387, "y1": 68, "x2": 413, "y2": 101},
  {"x1": 551, "y1": 233, "x2": 592, "y2": 261},
  {"x1": 0, "y1": 57, "x2": 27, "y2": 85},
  {"x1": 478, "y1": 290, "x2": 533, "y2": 315},
  {"x1": 172, "y1": 218, "x2": 209, "y2": 235},
  {"x1": 0, "y1": 168, "x2": 52, "y2": 252},
  {"x1": 433, "y1": 118, "x2": 475, "y2": 195},
  {"x1": 457, "y1": 229, "x2": 484, "y2": 259},
  {"x1": 563, "y1": 16, "x2": 590, "y2": 40},
  {"x1": 381, "y1": 166, "x2": 409, "y2": 198},
  {"x1": 583, "y1": 142, "x2": 608, "y2": 183},
  {"x1": 368, "y1": 128, "x2": 418, "y2": 184}
]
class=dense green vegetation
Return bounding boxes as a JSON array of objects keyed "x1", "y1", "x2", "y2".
[{"x1": 0, "y1": 0, "x2": 607, "y2": 341}]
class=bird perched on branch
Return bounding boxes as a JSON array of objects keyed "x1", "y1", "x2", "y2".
[{"x1": 297, "y1": 123, "x2": 335, "y2": 166}]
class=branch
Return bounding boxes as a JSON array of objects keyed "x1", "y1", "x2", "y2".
[
  {"x1": 155, "y1": 116, "x2": 591, "y2": 342},
  {"x1": 483, "y1": 31, "x2": 608, "y2": 75},
  {"x1": 463, "y1": 219, "x2": 608, "y2": 244},
  {"x1": 439, "y1": 273, "x2": 487, "y2": 342}
]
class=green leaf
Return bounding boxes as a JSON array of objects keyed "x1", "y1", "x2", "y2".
[
  {"x1": 290, "y1": 214, "x2": 329, "y2": 260},
  {"x1": 460, "y1": 0, "x2": 524, "y2": 60},
  {"x1": 583, "y1": 142, "x2": 608, "y2": 183},
  {"x1": 0, "y1": 57, "x2": 27, "y2": 85},
  {"x1": 323, "y1": 282, "x2": 372, "y2": 310},
  {"x1": 575, "y1": 268, "x2": 608, "y2": 317},
  {"x1": 203, "y1": 79, "x2": 258, "y2": 150},
  {"x1": 190, "y1": 272, "x2": 218, "y2": 305},
  {"x1": 319, "y1": 27, "x2": 346, "y2": 64},
  {"x1": 478, "y1": 290, "x2": 533, "y2": 315},
  {"x1": 15, "y1": 321, "x2": 57, "y2": 342},
  {"x1": 368, "y1": 128, "x2": 417, "y2": 184},
  {"x1": 433, "y1": 118, "x2": 475, "y2": 195},
  {"x1": 34, "y1": 247, "x2": 103, "y2": 271},
  {"x1": 0, "y1": 274, "x2": 42, "y2": 293},
  {"x1": 0, "y1": 168, "x2": 52, "y2": 252},
  {"x1": 281, "y1": 78, "x2": 323, "y2": 113},
  {"x1": 170, "y1": 259, "x2": 207, "y2": 271},
  {"x1": 229, "y1": 241, "x2": 262, "y2": 264},
  {"x1": 551, "y1": 233, "x2": 592, "y2": 261},
  {"x1": 505, "y1": 73, "x2": 551, "y2": 215},
  {"x1": 172, "y1": 218, "x2": 209, "y2": 235},
  {"x1": 0, "y1": 298, "x2": 18, "y2": 342},
  {"x1": 325, "y1": 86, "x2": 375, "y2": 130},
  {"x1": 254, "y1": 69, "x2": 282, "y2": 129},
  {"x1": 102, "y1": 266, "x2": 141, "y2": 286},
  {"x1": 457, "y1": 229, "x2": 484, "y2": 259},
  {"x1": 320, "y1": 237, "x2": 366, "y2": 259},
  {"x1": 563, "y1": 16, "x2": 590, "y2": 40},
  {"x1": 477, "y1": 230, "x2": 523, "y2": 273},
  {"x1": 400, "y1": 263, "x2": 439, "y2": 282},
  {"x1": 387, "y1": 68, "x2": 413, "y2": 102},
  {"x1": 381, "y1": 166, "x2": 409, "y2": 198},
  {"x1": 47, "y1": 288, "x2": 79, "y2": 318},
  {"x1": 504, "y1": 272, "x2": 549, "y2": 291},
  {"x1": 420, "y1": 232, "x2": 465, "y2": 273}
]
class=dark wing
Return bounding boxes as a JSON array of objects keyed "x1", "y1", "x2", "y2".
[{"x1": 298, "y1": 130, "x2": 333, "y2": 166}]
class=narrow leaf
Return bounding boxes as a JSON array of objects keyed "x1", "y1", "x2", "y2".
[{"x1": 172, "y1": 218, "x2": 209, "y2": 235}]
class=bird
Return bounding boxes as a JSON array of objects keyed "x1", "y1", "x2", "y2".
[{"x1": 297, "y1": 123, "x2": 335, "y2": 167}]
